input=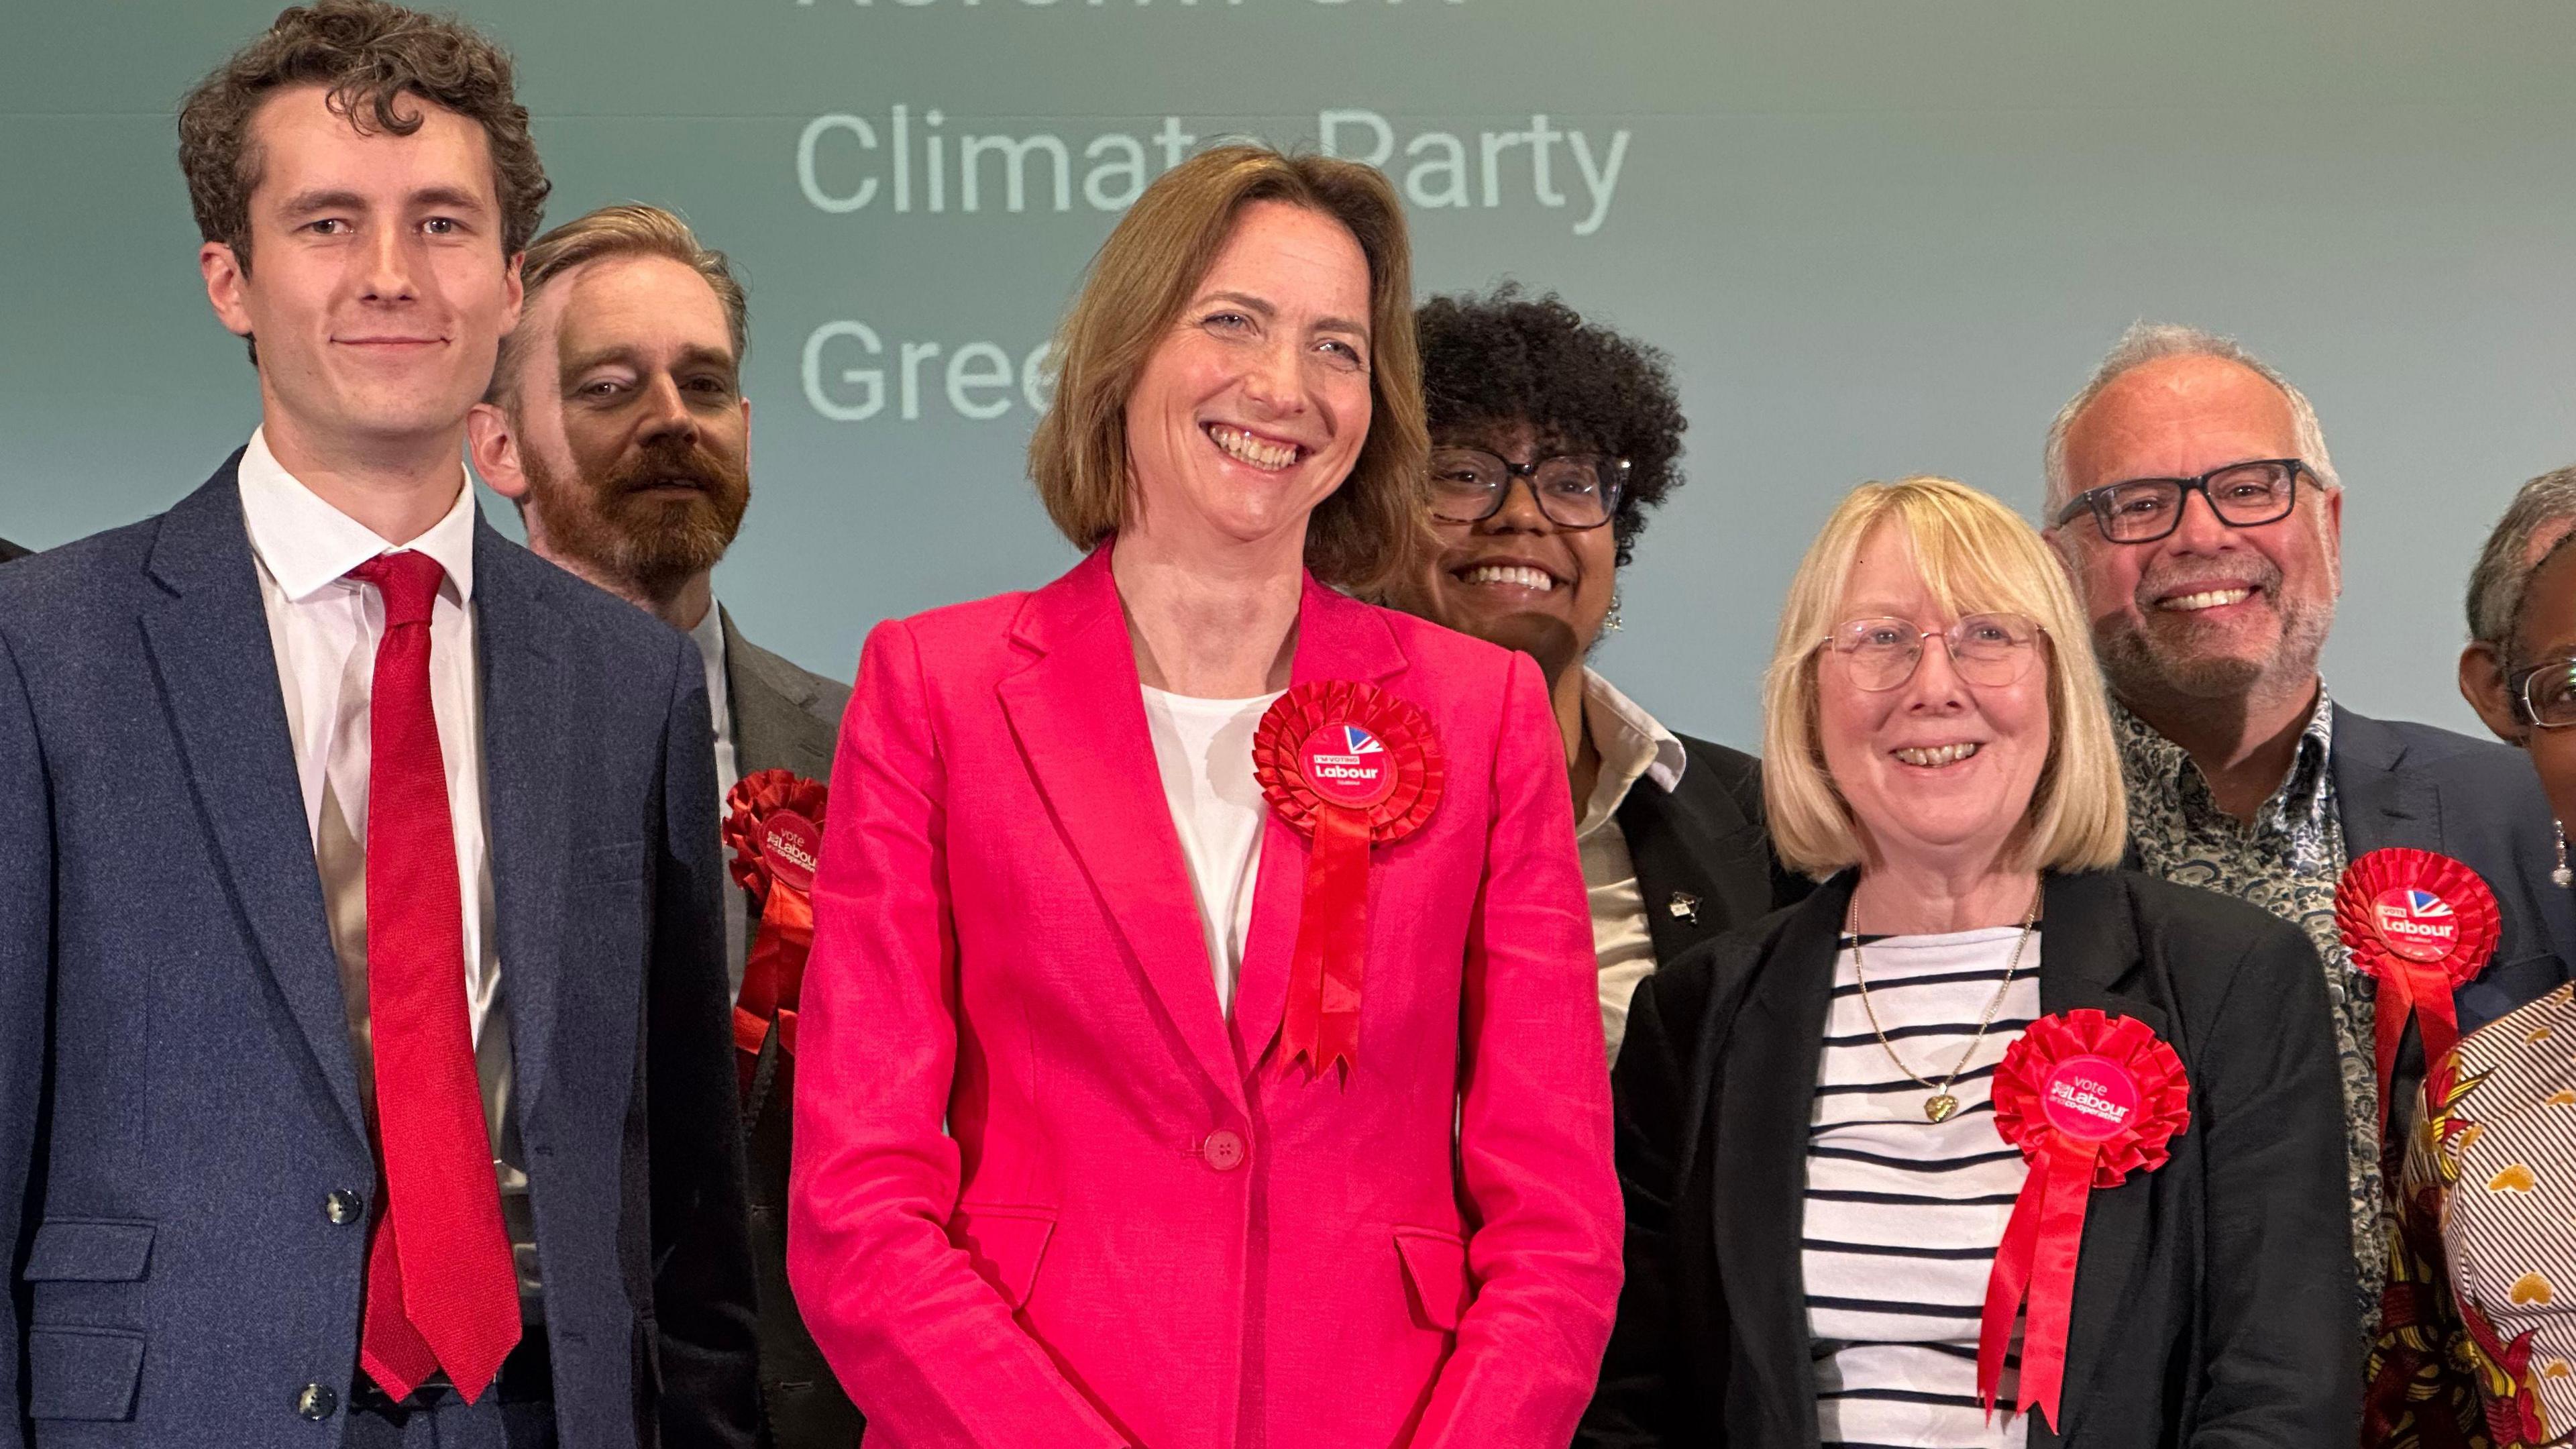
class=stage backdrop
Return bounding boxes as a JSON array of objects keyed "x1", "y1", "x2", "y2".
[{"x1": 9, "y1": 1, "x2": 2576, "y2": 747}]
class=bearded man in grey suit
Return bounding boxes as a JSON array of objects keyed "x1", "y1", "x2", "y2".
[{"x1": 468, "y1": 204, "x2": 857, "y2": 1446}]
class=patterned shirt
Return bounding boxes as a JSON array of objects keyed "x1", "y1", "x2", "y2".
[
  {"x1": 2112, "y1": 689, "x2": 2384, "y2": 1332},
  {"x1": 2367, "y1": 984, "x2": 2576, "y2": 1448}
]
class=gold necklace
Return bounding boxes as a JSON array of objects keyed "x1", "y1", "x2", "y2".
[{"x1": 1846, "y1": 886, "x2": 2041, "y2": 1123}]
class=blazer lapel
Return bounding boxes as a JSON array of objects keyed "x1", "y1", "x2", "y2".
[
  {"x1": 1623, "y1": 762, "x2": 1773, "y2": 964},
  {"x1": 996, "y1": 549, "x2": 1245, "y2": 1108},
  {"x1": 722, "y1": 607, "x2": 836, "y2": 782},
  {"x1": 2033, "y1": 869, "x2": 2167, "y2": 1444},
  {"x1": 1228, "y1": 580, "x2": 1409, "y2": 1070},
  {"x1": 1711, "y1": 874, "x2": 1849, "y2": 1449},
  {"x1": 2327, "y1": 705, "x2": 2426, "y2": 861},
  {"x1": 473, "y1": 525, "x2": 574, "y2": 1122},
  {"x1": 140, "y1": 465, "x2": 372, "y2": 1145}
]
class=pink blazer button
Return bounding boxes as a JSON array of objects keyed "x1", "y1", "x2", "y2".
[{"x1": 1201, "y1": 1130, "x2": 1247, "y2": 1172}]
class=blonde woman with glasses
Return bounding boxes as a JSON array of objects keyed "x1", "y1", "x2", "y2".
[{"x1": 1578, "y1": 478, "x2": 2355, "y2": 1448}]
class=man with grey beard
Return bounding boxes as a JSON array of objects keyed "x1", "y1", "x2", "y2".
[
  {"x1": 466, "y1": 204, "x2": 858, "y2": 1448},
  {"x1": 2042, "y1": 323, "x2": 2575, "y2": 1341}
]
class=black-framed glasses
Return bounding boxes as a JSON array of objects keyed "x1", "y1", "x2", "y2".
[
  {"x1": 1428, "y1": 447, "x2": 1629, "y2": 529},
  {"x1": 2513, "y1": 654, "x2": 2576, "y2": 729},
  {"x1": 2053, "y1": 459, "x2": 2312, "y2": 544},
  {"x1": 1821, "y1": 613, "x2": 2047, "y2": 692}
]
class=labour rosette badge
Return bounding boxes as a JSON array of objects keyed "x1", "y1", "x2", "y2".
[
  {"x1": 1979, "y1": 1010, "x2": 2190, "y2": 1430},
  {"x1": 2335, "y1": 847, "x2": 2498, "y2": 1128},
  {"x1": 723, "y1": 768, "x2": 828, "y2": 1100},
  {"x1": 1252, "y1": 680, "x2": 1444, "y2": 1077}
]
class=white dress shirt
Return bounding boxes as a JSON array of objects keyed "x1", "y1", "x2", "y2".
[
  {"x1": 1575, "y1": 667, "x2": 1688, "y2": 1064},
  {"x1": 686, "y1": 603, "x2": 750, "y2": 1002},
  {"x1": 1140, "y1": 686, "x2": 1281, "y2": 1016},
  {"x1": 236, "y1": 429, "x2": 541, "y2": 1311}
]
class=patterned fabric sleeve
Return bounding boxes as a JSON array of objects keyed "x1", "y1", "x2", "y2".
[{"x1": 2365, "y1": 1051, "x2": 2516, "y2": 1449}]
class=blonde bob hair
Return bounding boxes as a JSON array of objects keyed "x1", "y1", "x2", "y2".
[
  {"x1": 1762, "y1": 476, "x2": 2127, "y2": 879},
  {"x1": 1027, "y1": 144, "x2": 1430, "y2": 596}
]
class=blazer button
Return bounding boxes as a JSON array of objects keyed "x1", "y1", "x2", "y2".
[
  {"x1": 325, "y1": 1190, "x2": 363, "y2": 1226},
  {"x1": 1201, "y1": 1130, "x2": 1246, "y2": 1172},
  {"x1": 296, "y1": 1383, "x2": 338, "y2": 1420}
]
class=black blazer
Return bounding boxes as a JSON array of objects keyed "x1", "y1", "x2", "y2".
[
  {"x1": 1578, "y1": 868, "x2": 2358, "y2": 1448},
  {"x1": 0, "y1": 537, "x2": 28, "y2": 564},
  {"x1": 1617, "y1": 733, "x2": 1813, "y2": 965}
]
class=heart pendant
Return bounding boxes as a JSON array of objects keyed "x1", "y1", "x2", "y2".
[{"x1": 1925, "y1": 1093, "x2": 1960, "y2": 1123}]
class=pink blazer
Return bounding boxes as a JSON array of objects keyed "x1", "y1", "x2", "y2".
[{"x1": 789, "y1": 547, "x2": 1620, "y2": 1449}]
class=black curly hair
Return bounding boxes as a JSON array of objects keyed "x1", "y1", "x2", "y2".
[{"x1": 1414, "y1": 283, "x2": 1686, "y2": 568}]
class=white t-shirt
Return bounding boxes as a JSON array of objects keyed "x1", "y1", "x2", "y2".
[{"x1": 1140, "y1": 686, "x2": 1282, "y2": 1016}]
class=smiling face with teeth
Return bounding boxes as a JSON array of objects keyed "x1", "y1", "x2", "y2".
[
  {"x1": 1405, "y1": 419, "x2": 1619, "y2": 682},
  {"x1": 1819, "y1": 522, "x2": 2055, "y2": 873},
  {"x1": 1120, "y1": 199, "x2": 1374, "y2": 560},
  {"x1": 2047, "y1": 354, "x2": 2342, "y2": 713}
]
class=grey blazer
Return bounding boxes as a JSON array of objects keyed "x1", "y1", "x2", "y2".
[
  {"x1": 2330, "y1": 704, "x2": 2576, "y2": 1032},
  {"x1": 718, "y1": 609, "x2": 860, "y2": 1448},
  {"x1": 0, "y1": 460, "x2": 760, "y2": 1447}
]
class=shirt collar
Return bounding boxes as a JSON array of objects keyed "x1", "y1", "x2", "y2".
[
  {"x1": 1584, "y1": 667, "x2": 1688, "y2": 797},
  {"x1": 2111, "y1": 682, "x2": 2337, "y2": 832},
  {"x1": 236, "y1": 427, "x2": 478, "y2": 604},
  {"x1": 688, "y1": 600, "x2": 731, "y2": 726}
]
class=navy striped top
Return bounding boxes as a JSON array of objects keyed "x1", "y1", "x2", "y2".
[{"x1": 1805, "y1": 927, "x2": 2040, "y2": 1449}]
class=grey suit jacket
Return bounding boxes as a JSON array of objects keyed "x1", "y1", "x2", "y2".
[
  {"x1": 717, "y1": 609, "x2": 859, "y2": 1448},
  {"x1": 0, "y1": 460, "x2": 760, "y2": 1447},
  {"x1": 2331, "y1": 704, "x2": 2576, "y2": 1032}
]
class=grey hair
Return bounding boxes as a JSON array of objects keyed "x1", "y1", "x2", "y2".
[
  {"x1": 2465, "y1": 466, "x2": 2576, "y2": 651},
  {"x1": 2042, "y1": 322, "x2": 2341, "y2": 515}
]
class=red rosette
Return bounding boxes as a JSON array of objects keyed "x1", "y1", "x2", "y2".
[
  {"x1": 1252, "y1": 680, "x2": 1444, "y2": 845},
  {"x1": 1979, "y1": 1010, "x2": 2190, "y2": 1432},
  {"x1": 2335, "y1": 848, "x2": 2499, "y2": 1130},
  {"x1": 723, "y1": 769, "x2": 830, "y2": 1100},
  {"x1": 1252, "y1": 681, "x2": 1445, "y2": 1077}
]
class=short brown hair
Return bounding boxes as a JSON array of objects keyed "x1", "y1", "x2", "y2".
[
  {"x1": 178, "y1": 0, "x2": 550, "y2": 269},
  {"x1": 1027, "y1": 145, "x2": 1429, "y2": 595},
  {"x1": 490, "y1": 204, "x2": 748, "y2": 405}
]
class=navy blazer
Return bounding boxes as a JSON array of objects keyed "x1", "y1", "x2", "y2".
[
  {"x1": 2330, "y1": 705, "x2": 2576, "y2": 1031},
  {"x1": 0, "y1": 462, "x2": 759, "y2": 1446}
]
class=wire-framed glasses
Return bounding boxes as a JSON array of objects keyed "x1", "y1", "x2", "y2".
[
  {"x1": 2514, "y1": 654, "x2": 2576, "y2": 729},
  {"x1": 1822, "y1": 613, "x2": 2046, "y2": 692}
]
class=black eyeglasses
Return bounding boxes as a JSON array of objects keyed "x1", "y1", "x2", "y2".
[
  {"x1": 2054, "y1": 459, "x2": 2312, "y2": 544},
  {"x1": 2513, "y1": 654, "x2": 2576, "y2": 730},
  {"x1": 1428, "y1": 447, "x2": 1629, "y2": 530}
]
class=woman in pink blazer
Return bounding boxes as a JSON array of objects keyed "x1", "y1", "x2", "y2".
[{"x1": 788, "y1": 146, "x2": 1621, "y2": 1448}]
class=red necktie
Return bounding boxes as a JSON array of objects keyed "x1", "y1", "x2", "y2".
[{"x1": 347, "y1": 551, "x2": 522, "y2": 1403}]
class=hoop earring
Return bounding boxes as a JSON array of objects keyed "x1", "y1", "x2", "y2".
[{"x1": 2556, "y1": 820, "x2": 2571, "y2": 890}]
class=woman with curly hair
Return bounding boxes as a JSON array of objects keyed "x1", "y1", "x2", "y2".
[{"x1": 1393, "y1": 286, "x2": 1809, "y2": 1062}]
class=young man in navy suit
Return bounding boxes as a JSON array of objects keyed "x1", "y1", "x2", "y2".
[{"x1": 0, "y1": 3, "x2": 759, "y2": 1444}]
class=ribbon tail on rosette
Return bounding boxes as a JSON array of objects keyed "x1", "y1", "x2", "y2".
[
  {"x1": 1284, "y1": 804, "x2": 1373, "y2": 1077},
  {"x1": 737, "y1": 883, "x2": 815, "y2": 1095},
  {"x1": 2017, "y1": 1136, "x2": 2101, "y2": 1429},
  {"x1": 2416, "y1": 971, "x2": 2462, "y2": 1084},
  {"x1": 2372, "y1": 967, "x2": 2416, "y2": 1134},
  {"x1": 1978, "y1": 1159, "x2": 2046, "y2": 1414}
]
